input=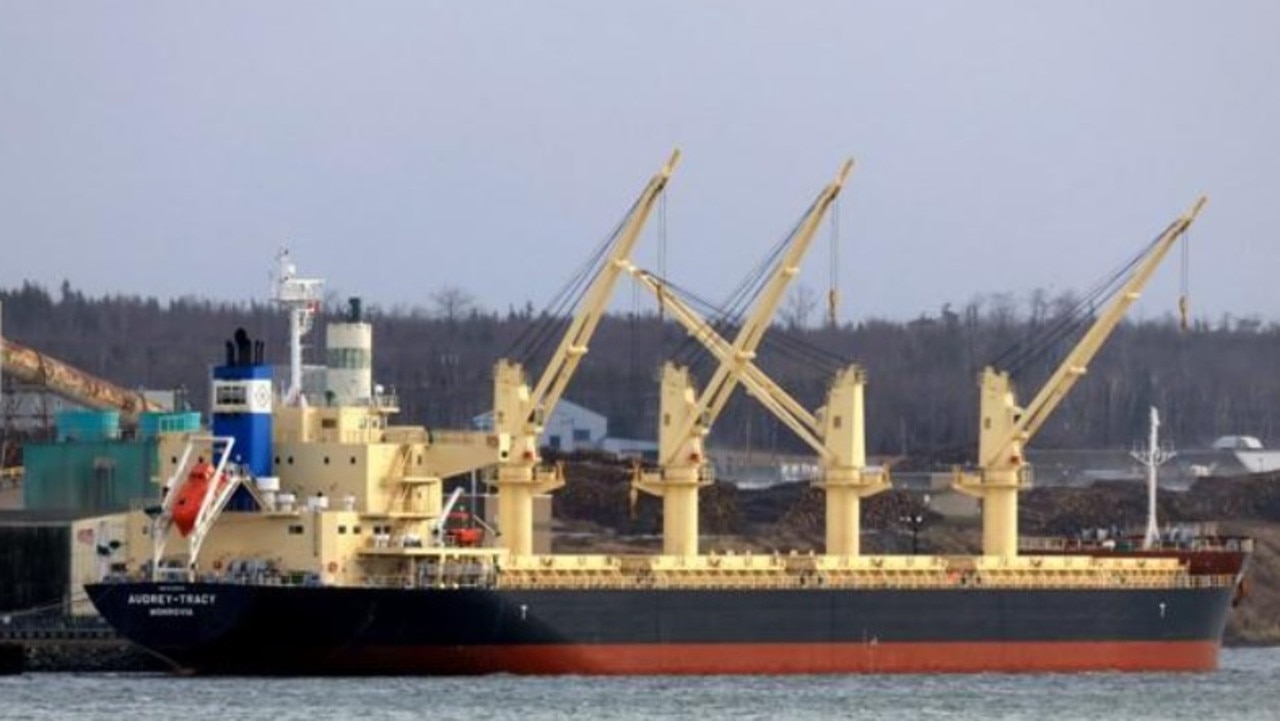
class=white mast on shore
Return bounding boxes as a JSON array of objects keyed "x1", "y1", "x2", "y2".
[
  {"x1": 1131, "y1": 406, "x2": 1176, "y2": 550},
  {"x1": 273, "y1": 247, "x2": 323, "y2": 406}
]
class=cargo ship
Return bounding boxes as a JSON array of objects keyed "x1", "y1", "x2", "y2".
[
  {"x1": 87, "y1": 158, "x2": 1249, "y2": 674},
  {"x1": 89, "y1": 566, "x2": 1245, "y2": 675}
]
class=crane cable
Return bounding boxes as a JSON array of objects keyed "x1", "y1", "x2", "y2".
[
  {"x1": 649, "y1": 273, "x2": 848, "y2": 377},
  {"x1": 658, "y1": 191, "x2": 668, "y2": 324},
  {"x1": 827, "y1": 200, "x2": 840, "y2": 328},
  {"x1": 669, "y1": 204, "x2": 812, "y2": 372},
  {"x1": 1179, "y1": 227, "x2": 1191, "y2": 332},
  {"x1": 505, "y1": 197, "x2": 636, "y2": 363},
  {"x1": 991, "y1": 231, "x2": 1159, "y2": 377}
]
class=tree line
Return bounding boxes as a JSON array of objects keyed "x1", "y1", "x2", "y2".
[{"x1": 3, "y1": 281, "x2": 1279, "y2": 465}]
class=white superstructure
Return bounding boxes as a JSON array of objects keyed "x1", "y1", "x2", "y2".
[{"x1": 325, "y1": 301, "x2": 374, "y2": 407}]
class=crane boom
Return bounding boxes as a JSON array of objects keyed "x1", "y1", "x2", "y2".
[
  {"x1": 628, "y1": 266, "x2": 828, "y2": 457},
  {"x1": 959, "y1": 195, "x2": 1207, "y2": 557},
  {"x1": 633, "y1": 159, "x2": 855, "y2": 557},
  {"x1": 1005, "y1": 196, "x2": 1207, "y2": 452},
  {"x1": 530, "y1": 149, "x2": 681, "y2": 420},
  {"x1": 664, "y1": 159, "x2": 853, "y2": 464},
  {"x1": 628, "y1": 263, "x2": 888, "y2": 556},
  {"x1": 490, "y1": 150, "x2": 680, "y2": 558}
]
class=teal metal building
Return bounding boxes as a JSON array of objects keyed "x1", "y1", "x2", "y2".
[{"x1": 21, "y1": 410, "x2": 200, "y2": 513}]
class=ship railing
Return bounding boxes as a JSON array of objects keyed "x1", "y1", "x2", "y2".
[
  {"x1": 484, "y1": 568, "x2": 1242, "y2": 592},
  {"x1": 104, "y1": 567, "x2": 1237, "y2": 592},
  {"x1": 176, "y1": 568, "x2": 1240, "y2": 591},
  {"x1": 361, "y1": 571, "x2": 496, "y2": 591},
  {"x1": 421, "y1": 559, "x2": 497, "y2": 588},
  {"x1": 1022, "y1": 534, "x2": 1255, "y2": 554},
  {"x1": 197, "y1": 570, "x2": 322, "y2": 587},
  {"x1": 474, "y1": 572, "x2": 1239, "y2": 591},
  {"x1": 425, "y1": 429, "x2": 494, "y2": 448},
  {"x1": 1186, "y1": 573, "x2": 1239, "y2": 590},
  {"x1": 103, "y1": 568, "x2": 325, "y2": 587}
]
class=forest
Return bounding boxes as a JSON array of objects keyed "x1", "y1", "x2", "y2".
[{"x1": 2, "y1": 280, "x2": 1279, "y2": 465}]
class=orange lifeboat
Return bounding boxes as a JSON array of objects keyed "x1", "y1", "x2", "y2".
[
  {"x1": 449, "y1": 527, "x2": 485, "y2": 547},
  {"x1": 445, "y1": 509, "x2": 485, "y2": 547},
  {"x1": 172, "y1": 462, "x2": 224, "y2": 537}
]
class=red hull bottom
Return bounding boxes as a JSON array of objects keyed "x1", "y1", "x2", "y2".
[{"x1": 336, "y1": 641, "x2": 1220, "y2": 675}]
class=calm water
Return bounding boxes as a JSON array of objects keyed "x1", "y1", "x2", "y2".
[{"x1": 2, "y1": 648, "x2": 1277, "y2": 721}]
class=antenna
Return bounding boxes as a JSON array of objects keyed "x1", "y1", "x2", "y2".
[
  {"x1": 272, "y1": 247, "x2": 324, "y2": 406},
  {"x1": 1131, "y1": 406, "x2": 1176, "y2": 550}
]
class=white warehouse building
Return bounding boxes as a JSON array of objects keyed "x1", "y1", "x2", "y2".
[{"x1": 472, "y1": 399, "x2": 608, "y2": 453}]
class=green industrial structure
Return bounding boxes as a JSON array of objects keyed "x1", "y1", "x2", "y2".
[{"x1": 21, "y1": 411, "x2": 200, "y2": 513}]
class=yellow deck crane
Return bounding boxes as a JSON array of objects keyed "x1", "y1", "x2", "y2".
[
  {"x1": 627, "y1": 266, "x2": 888, "y2": 556},
  {"x1": 954, "y1": 196, "x2": 1207, "y2": 557},
  {"x1": 631, "y1": 159, "x2": 853, "y2": 557},
  {"x1": 490, "y1": 150, "x2": 680, "y2": 557}
]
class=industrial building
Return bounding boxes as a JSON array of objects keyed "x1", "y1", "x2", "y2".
[{"x1": 472, "y1": 398, "x2": 608, "y2": 453}]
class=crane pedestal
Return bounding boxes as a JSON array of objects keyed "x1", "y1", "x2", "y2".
[
  {"x1": 492, "y1": 464, "x2": 563, "y2": 558},
  {"x1": 633, "y1": 466, "x2": 710, "y2": 558},
  {"x1": 818, "y1": 467, "x2": 890, "y2": 557},
  {"x1": 953, "y1": 467, "x2": 1025, "y2": 558}
]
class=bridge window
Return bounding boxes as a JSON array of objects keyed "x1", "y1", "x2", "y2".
[
  {"x1": 326, "y1": 347, "x2": 371, "y2": 370},
  {"x1": 215, "y1": 385, "x2": 246, "y2": 405}
]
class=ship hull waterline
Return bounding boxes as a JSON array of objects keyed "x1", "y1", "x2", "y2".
[{"x1": 86, "y1": 582, "x2": 1233, "y2": 675}]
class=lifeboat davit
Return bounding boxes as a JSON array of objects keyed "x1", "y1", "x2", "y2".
[{"x1": 172, "y1": 462, "x2": 224, "y2": 537}]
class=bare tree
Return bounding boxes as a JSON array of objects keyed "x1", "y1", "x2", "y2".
[
  {"x1": 429, "y1": 286, "x2": 477, "y2": 323},
  {"x1": 6, "y1": 280, "x2": 1280, "y2": 461},
  {"x1": 779, "y1": 285, "x2": 819, "y2": 330}
]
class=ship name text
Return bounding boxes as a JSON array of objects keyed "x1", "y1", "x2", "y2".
[{"x1": 126, "y1": 592, "x2": 217, "y2": 616}]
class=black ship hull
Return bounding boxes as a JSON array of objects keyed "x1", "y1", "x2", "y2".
[{"x1": 86, "y1": 581, "x2": 1235, "y2": 675}]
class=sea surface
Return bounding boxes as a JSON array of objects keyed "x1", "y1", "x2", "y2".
[{"x1": 2, "y1": 648, "x2": 1278, "y2": 721}]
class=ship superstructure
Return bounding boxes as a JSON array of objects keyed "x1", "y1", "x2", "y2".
[{"x1": 88, "y1": 166, "x2": 1248, "y2": 675}]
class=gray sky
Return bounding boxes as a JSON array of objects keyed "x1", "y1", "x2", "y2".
[{"x1": 2, "y1": 2, "x2": 1277, "y2": 325}]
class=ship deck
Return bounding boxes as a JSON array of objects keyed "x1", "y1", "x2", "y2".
[{"x1": 329, "y1": 548, "x2": 1243, "y2": 593}]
